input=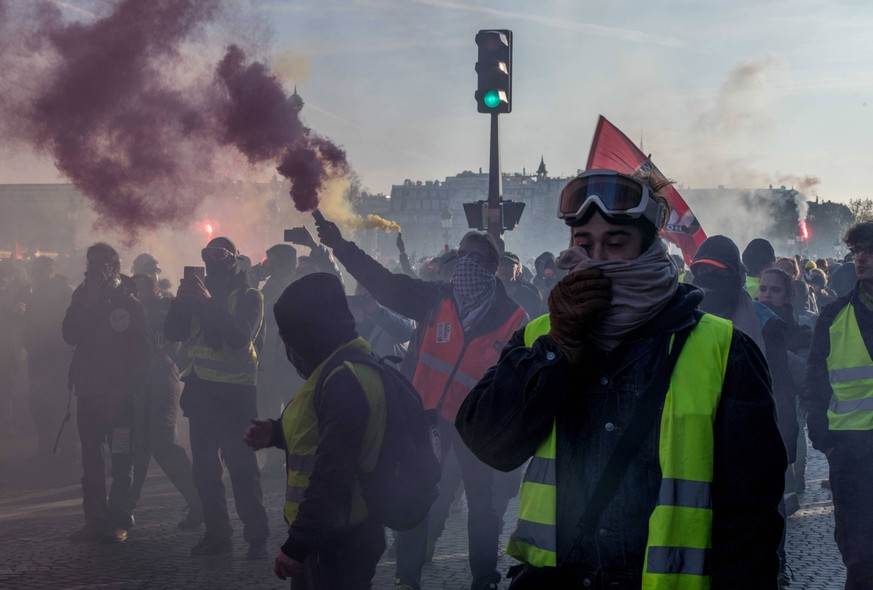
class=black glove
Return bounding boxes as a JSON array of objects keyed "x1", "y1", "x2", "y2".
[
  {"x1": 315, "y1": 217, "x2": 345, "y2": 250},
  {"x1": 548, "y1": 268, "x2": 611, "y2": 364}
]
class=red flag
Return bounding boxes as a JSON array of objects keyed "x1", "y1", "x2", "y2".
[{"x1": 586, "y1": 115, "x2": 706, "y2": 263}]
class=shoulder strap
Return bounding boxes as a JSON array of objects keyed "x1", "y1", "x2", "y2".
[
  {"x1": 314, "y1": 349, "x2": 381, "y2": 399},
  {"x1": 567, "y1": 326, "x2": 693, "y2": 561}
]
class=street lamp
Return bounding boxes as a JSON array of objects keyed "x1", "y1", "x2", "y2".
[{"x1": 440, "y1": 205, "x2": 453, "y2": 253}]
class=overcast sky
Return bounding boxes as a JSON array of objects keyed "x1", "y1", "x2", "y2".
[{"x1": 4, "y1": 0, "x2": 873, "y2": 203}]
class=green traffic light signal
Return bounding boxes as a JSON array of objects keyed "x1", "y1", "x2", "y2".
[{"x1": 483, "y1": 89, "x2": 501, "y2": 109}]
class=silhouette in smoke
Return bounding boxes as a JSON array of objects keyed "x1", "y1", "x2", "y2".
[{"x1": 0, "y1": 1, "x2": 349, "y2": 239}]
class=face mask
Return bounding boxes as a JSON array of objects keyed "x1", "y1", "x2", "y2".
[
  {"x1": 692, "y1": 272, "x2": 738, "y2": 293},
  {"x1": 451, "y1": 256, "x2": 496, "y2": 311}
]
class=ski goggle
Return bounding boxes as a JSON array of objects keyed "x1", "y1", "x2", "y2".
[
  {"x1": 201, "y1": 247, "x2": 235, "y2": 263},
  {"x1": 557, "y1": 170, "x2": 663, "y2": 227}
]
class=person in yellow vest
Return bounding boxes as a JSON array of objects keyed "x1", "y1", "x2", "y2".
[
  {"x1": 164, "y1": 236, "x2": 269, "y2": 559},
  {"x1": 803, "y1": 222, "x2": 873, "y2": 590},
  {"x1": 456, "y1": 169, "x2": 787, "y2": 589},
  {"x1": 316, "y1": 220, "x2": 527, "y2": 590},
  {"x1": 244, "y1": 272, "x2": 388, "y2": 589}
]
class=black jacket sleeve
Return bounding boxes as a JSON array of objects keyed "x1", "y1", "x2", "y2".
[
  {"x1": 331, "y1": 239, "x2": 442, "y2": 323},
  {"x1": 455, "y1": 327, "x2": 573, "y2": 472},
  {"x1": 281, "y1": 369, "x2": 370, "y2": 561},
  {"x1": 711, "y1": 329, "x2": 787, "y2": 589},
  {"x1": 163, "y1": 289, "x2": 263, "y2": 350}
]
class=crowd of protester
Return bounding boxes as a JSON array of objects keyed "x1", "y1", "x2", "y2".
[{"x1": 0, "y1": 173, "x2": 870, "y2": 589}]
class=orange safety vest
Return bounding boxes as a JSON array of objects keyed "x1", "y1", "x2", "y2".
[{"x1": 412, "y1": 296, "x2": 526, "y2": 422}]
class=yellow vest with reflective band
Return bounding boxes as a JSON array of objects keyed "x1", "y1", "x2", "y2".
[
  {"x1": 281, "y1": 337, "x2": 387, "y2": 527},
  {"x1": 182, "y1": 288, "x2": 264, "y2": 386},
  {"x1": 509, "y1": 313, "x2": 732, "y2": 590},
  {"x1": 825, "y1": 303, "x2": 873, "y2": 431}
]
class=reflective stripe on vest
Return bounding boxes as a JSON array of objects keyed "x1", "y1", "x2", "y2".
[
  {"x1": 181, "y1": 288, "x2": 264, "y2": 385},
  {"x1": 280, "y1": 337, "x2": 387, "y2": 527},
  {"x1": 412, "y1": 296, "x2": 526, "y2": 421},
  {"x1": 508, "y1": 313, "x2": 732, "y2": 590},
  {"x1": 826, "y1": 303, "x2": 873, "y2": 431}
]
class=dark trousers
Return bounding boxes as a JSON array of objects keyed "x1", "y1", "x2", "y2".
[
  {"x1": 827, "y1": 444, "x2": 873, "y2": 590},
  {"x1": 396, "y1": 420, "x2": 501, "y2": 589},
  {"x1": 76, "y1": 395, "x2": 134, "y2": 526},
  {"x1": 130, "y1": 358, "x2": 200, "y2": 514},
  {"x1": 291, "y1": 519, "x2": 386, "y2": 590},
  {"x1": 184, "y1": 380, "x2": 268, "y2": 544}
]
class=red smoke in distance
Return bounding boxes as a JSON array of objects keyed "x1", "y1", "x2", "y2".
[{"x1": 0, "y1": 0, "x2": 349, "y2": 240}]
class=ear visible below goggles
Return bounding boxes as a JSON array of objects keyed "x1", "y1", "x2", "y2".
[{"x1": 557, "y1": 170, "x2": 662, "y2": 227}]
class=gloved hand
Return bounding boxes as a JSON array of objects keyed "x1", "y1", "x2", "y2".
[
  {"x1": 548, "y1": 268, "x2": 611, "y2": 364},
  {"x1": 315, "y1": 216, "x2": 345, "y2": 250}
]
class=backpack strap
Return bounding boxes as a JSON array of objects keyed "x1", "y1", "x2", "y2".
[{"x1": 314, "y1": 349, "x2": 382, "y2": 401}]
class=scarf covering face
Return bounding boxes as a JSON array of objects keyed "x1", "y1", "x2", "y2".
[
  {"x1": 556, "y1": 238, "x2": 679, "y2": 351},
  {"x1": 451, "y1": 255, "x2": 497, "y2": 330},
  {"x1": 694, "y1": 272, "x2": 766, "y2": 352}
]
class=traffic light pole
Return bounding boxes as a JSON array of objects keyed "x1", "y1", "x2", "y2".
[{"x1": 487, "y1": 112, "x2": 502, "y2": 240}]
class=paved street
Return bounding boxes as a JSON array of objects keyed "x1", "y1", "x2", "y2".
[{"x1": 0, "y1": 430, "x2": 847, "y2": 589}]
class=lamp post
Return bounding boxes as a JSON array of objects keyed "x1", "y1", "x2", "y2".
[{"x1": 440, "y1": 205, "x2": 453, "y2": 253}]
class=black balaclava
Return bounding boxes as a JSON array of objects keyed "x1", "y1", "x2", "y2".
[
  {"x1": 273, "y1": 273, "x2": 357, "y2": 378},
  {"x1": 691, "y1": 235, "x2": 745, "y2": 317}
]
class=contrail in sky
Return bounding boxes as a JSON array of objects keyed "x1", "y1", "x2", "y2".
[{"x1": 410, "y1": 0, "x2": 683, "y2": 48}]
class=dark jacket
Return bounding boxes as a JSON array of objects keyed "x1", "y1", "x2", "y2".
[
  {"x1": 268, "y1": 349, "x2": 371, "y2": 562},
  {"x1": 505, "y1": 278, "x2": 542, "y2": 318},
  {"x1": 62, "y1": 278, "x2": 152, "y2": 399},
  {"x1": 803, "y1": 283, "x2": 873, "y2": 452},
  {"x1": 329, "y1": 239, "x2": 525, "y2": 377},
  {"x1": 163, "y1": 270, "x2": 264, "y2": 414},
  {"x1": 456, "y1": 284, "x2": 786, "y2": 589},
  {"x1": 759, "y1": 312, "x2": 800, "y2": 462}
]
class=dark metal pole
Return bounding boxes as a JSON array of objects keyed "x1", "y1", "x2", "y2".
[{"x1": 487, "y1": 112, "x2": 502, "y2": 240}]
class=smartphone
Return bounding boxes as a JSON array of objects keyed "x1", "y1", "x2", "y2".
[
  {"x1": 183, "y1": 266, "x2": 205, "y2": 282},
  {"x1": 284, "y1": 227, "x2": 311, "y2": 245}
]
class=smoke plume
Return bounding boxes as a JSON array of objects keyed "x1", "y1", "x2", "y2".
[{"x1": 0, "y1": 0, "x2": 385, "y2": 243}]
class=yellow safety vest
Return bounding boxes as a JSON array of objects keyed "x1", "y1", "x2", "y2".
[
  {"x1": 508, "y1": 313, "x2": 732, "y2": 590},
  {"x1": 826, "y1": 303, "x2": 873, "y2": 431},
  {"x1": 745, "y1": 276, "x2": 760, "y2": 299},
  {"x1": 182, "y1": 288, "x2": 264, "y2": 386},
  {"x1": 281, "y1": 337, "x2": 387, "y2": 527}
]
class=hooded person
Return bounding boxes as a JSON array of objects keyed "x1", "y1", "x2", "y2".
[
  {"x1": 456, "y1": 169, "x2": 785, "y2": 589},
  {"x1": 243, "y1": 273, "x2": 388, "y2": 589},
  {"x1": 63, "y1": 243, "x2": 152, "y2": 543},
  {"x1": 692, "y1": 235, "x2": 797, "y2": 583},
  {"x1": 315, "y1": 221, "x2": 526, "y2": 590},
  {"x1": 163, "y1": 236, "x2": 269, "y2": 559},
  {"x1": 742, "y1": 238, "x2": 776, "y2": 299}
]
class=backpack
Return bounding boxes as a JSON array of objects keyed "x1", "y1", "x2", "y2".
[{"x1": 315, "y1": 349, "x2": 442, "y2": 531}]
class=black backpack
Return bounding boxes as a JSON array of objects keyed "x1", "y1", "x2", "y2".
[{"x1": 315, "y1": 349, "x2": 442, "y2": 531}]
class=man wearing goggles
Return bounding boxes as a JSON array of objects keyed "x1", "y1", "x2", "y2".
[
  {"x1": 164, "y1": 236, "x2": 269, "y2": 559},
  {"x1": 457, "y1": 169, "x2": 786, "y2": 588}
]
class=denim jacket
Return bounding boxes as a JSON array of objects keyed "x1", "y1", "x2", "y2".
[{"x1": 456, "y1": 284, "x2": 787, "y2": 589}]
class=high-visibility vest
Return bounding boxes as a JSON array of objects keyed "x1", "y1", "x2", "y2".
[
  {"x1": 281, "y1": 337, "x2": 387, "y2": 526},
  {"x1": 826, "y1": 303, "x2": 873, "y2": 431},
  {"x1": 509, "y1": 313, "x2": 732, "y2": 590},
  {"x1": 181, "y1": 288, "x2": 264, "y2": 386},
  {"x1": 745, "y1": 276, "x2": 760, "y2": 299},
  {"x1": 412, "y1": 296, "x2": 526, "y2": 422}
]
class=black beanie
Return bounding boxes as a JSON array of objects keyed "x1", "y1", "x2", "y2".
[
  {"x1": 274, "y1": 273, "x2": 356, "y2": 345},
  {"x1": 742, "y1": 238, "x2": 776, "y2": 276}
]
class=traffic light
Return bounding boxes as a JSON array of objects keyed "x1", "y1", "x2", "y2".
[{"x1": 475, "y1": 29, "x2": 512, "y2": 114}]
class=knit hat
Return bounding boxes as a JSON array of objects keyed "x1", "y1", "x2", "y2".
[
  {"x1": 691, "y1": 235, "x2": 745, "y2": 278},
  {"x1": 274, "y1": 273, "x2": 356, "y2": 339},
  {"x1": 741, "y1": 238, "x2": 775, "y2": 276}
]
